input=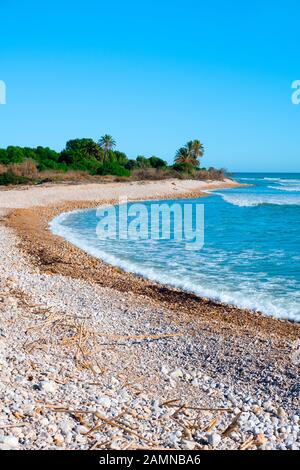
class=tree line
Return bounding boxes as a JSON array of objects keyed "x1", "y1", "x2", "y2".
[
  {"x1": 0, "y1": 135, "x2": 204, "y2": 176},
  {"x1": 0, "y1": 135, "x2": 226, "y2": 186}
]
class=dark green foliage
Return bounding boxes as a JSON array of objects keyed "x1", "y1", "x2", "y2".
[
  {"x1": 172, "y1": 162, "x2": 196, "y2": 174},
  {"x1": 0, "y1": 136, "x2": 218, "y2": 183},
  {"x1": 136, "y1": 156, "x2": 151, "y2": 168},
  {"x1": 0, "y1": 145, "x2": 62, "y2": 170},
  {"x1": 0, "y1": 171, "x2": 28, "y2": 186},
  {"x1": 135, "y1": 155, "x2": 167, "y2": 169},
  {"x1": 113, "y1": 150, "x2": 128, "y2": 166},
  {"x1": 125, "y1": 159, "x2": 138, "y2": 171},
  {"x1": 59, "y1": 139, "x2": 103, "y2": 165},
  {"x1": 97, "y1": 161, "x2": 130, "y2": 177},
  {"x1": 148, "y1": 156, "x2": 167, "y2": 169}
]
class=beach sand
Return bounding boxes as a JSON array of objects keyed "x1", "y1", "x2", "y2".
[{"x1": 0, "y1": 179, "x2": 299, "y2": 450}]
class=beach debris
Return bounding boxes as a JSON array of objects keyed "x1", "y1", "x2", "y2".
[{"x1": 222, "y1": 412, "x2": 242, "y2": 436}]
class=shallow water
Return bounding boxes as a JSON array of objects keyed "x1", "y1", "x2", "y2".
[{"x1": 50, "y1": 173, "x2": 300, "y2": 322}]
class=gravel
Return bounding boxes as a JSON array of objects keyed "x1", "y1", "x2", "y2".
[{"x1": 0, "y1": 214, "x2": 299, "y2": 450}]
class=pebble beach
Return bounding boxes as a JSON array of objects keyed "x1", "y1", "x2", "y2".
[{"x1": 0, "y1": 179, "x2": 299, "y2": 451}]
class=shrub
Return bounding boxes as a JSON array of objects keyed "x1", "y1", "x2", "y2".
[
  {"x1": 125, "y1": 159, "x2": 138, "y2": 171},
  {"x1": 148, "y1": 156, "x2": 167, "y2": 169},
  {"x1": 38, "y1": 169, "x2": 91, "y2": 182},
  {"x1": 172, "y1": 162, "x2": 196, "y2": 175},
  {"x1": 196, "y1": 167, "x2": 225, "y2": 180},
  {"x1": 9, "y1": 159, "x2": 39, "y2": 179},
  {"x1": 136, "y1": 156, "x2": 151, "y2": 168},
  {"x1": 97, "y1": 161, "x2": 130, "y2": 177},
  {"x1": 0, "y1": 171, "x2": 29, "y2": 186},
  {"x1": 131, "y1": 167, "x2": 173, "y2": 180}
]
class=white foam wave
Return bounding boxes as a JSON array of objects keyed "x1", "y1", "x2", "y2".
[
  {"x1": 49, "y1": 210, "x2": 300, "y2": 321},
  {"x1": 217, "y1": 192, "x2": 300, "y2": 207},
  {"x1": 263, "y1": 177, "x2": 281, "y2": 181},
  {"x1": 270, "y1": 185, "x2": 300, "y2": 192}
]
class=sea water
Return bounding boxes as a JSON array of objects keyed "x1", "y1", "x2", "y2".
[{"x1": 50, "y1": 173, "x2": 300, "y2": 321}]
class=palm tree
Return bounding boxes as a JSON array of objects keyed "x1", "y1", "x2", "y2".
[
  {"x1": 186, "y1": 140, "x2": 204, "y2": 161},
  {"x1": 175, "y1": 147, "x2": 193, "y2": 165},
  {"x1": 98, "y1": 135, "x2": 116, "y2": 161},
  {"x1": 174, "y1": 139, "x2": 204, "y2": 167}
]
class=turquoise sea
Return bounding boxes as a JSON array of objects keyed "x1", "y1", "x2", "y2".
[{"x1": 50, "y1": 173, "x2": 300, "y2": 322}]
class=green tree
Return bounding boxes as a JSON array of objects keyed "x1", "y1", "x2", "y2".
[
  {"x1": 148, "y1": 156, "x2": 167, "y2": 169},
  {"x1": 174, "y1": 147, "x2": 192, "y2": 165},
  {"x1": 125, "y1": 159, "x2": 138, "y2": 171},
  {"x1": 136, "y1": 155, "x2": 150, "y2": 168},
  {"x1": 174, "y1": 140, "x2": 204, "y2": 167},
  {"x1": 113, "y1": 150, "x2": 128, "y2": 166},
  {"x1": 98, "y1": 135, "x2": 116, "y2": 161}
]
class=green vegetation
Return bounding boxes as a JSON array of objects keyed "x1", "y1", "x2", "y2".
[
  {"x1": 175, "y1": 140, "x2": 204, "y2": 166},
  {"x1": 0, "y1": 171, "x2": 29, "y2": 186},
  {"x1": 0, "y1": 135, "x2": 226, "y2": 185}
]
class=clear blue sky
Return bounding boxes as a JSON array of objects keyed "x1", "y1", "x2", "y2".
[{"x1": 0, "y1": 0, "x2": 300, "y2": 171}]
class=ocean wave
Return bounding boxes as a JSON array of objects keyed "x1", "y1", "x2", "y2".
[
  {"x1": 269, "y1": 185, "x2": 300, "y2": 192},
  {"x1": 216, "y1": 192, "x2": 300, "y2": 207},
  {"x1": 263, "y1": 177, "x2": 281, "y2": 181},
  {"x1": 49, "y1": 211, "x2": 299, "y2": 321}
]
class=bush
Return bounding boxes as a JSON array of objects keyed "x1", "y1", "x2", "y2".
[
  {"x1": 196, "y1": 167, "x2": 225, "y2": 180},
  {"x1": 38, "y1": 160, "x2": 68, "y2": 172},
  {"x1": 0, "y1": 171, "x2": 29, "y2": 186},
  {"x1": 172, "y1": 162, "x2": 196, "y2": 175},
  {"x1": 148, "y1": 156, "x2": 167, "y2": 169},
  {"x1": 97, "y1": 161, "x2": 130, "y2": 177},
  {"x1": 38, "y1": 170, "x2": 91, "y2": 182},
  {"x1": 125, "y1": 159, "x2": 138, "y2": 171},
  {"x1": 131, "y1": 167, "x2": 174, "y2": 180},
  {"x1": 9, "y1": 159, "x2": 39, "y2": 179},
  {"x1": 136, "y1": 156, "x2": 151, "y2": 168}
]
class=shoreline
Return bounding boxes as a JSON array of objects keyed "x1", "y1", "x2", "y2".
[
  {"x1": 1, "y1": 179, "x2": 299, "y2": 450},
  {"x1": 6, "y1": 182, "x2": 299, "y2": 340}
]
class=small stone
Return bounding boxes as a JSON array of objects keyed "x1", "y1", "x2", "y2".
[
  {"x1": 48, "y1": 423, "x2": 58, "y2": 434},
  {"x1": 76, "y1": 425, "x2": 88, "y2": 434},
  {"x1": 97, "y1": 396, "x2": 111, "y2": 408},
  {"x1": 170, "y1": 368, "x2": 183, "y2": 379},
  {"x1": 110, "y1": 439, "x2": 121, "y2": 449},
  {"x1": 168, "y1": 431, "x2": 179, "y2": 445},
  {"x1": 207, "y1": 433, "x2": 221, "y2": 448},
  {"x1": 0, "y1": 435, "x2": 19, "y2": 449},
  {"x1": 277, "y1": 407, "x2": 287, "y2": 419},
  {"x1": 182, "y1": 440, "x2": 196, "y2": 450},
  {"x1": 53, "y1": 433, "x2": 64, "y2": 446},
  {"x1": 251, "y1": 405, "x2": 262, "y2": 415},
  {"x1": 161, "y1": 365, "x2": 169, "y2": 375},
  {"x1": 59, "y1": 421, "x2": 72, "y2": 434},
  {"x1": 169, "y1": 379, "x2": 176, "y2": 388},
  {"x1": 255, "y1": 433, "x2": 268, "y2": 446},
  {"x1": 39, "y1": 380, "x2": 57, "y2": 394}
]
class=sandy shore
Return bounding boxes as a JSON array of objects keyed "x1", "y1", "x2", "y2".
[{"x1": 0, "y1": 179, "x2": 299, "y2": 450}]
